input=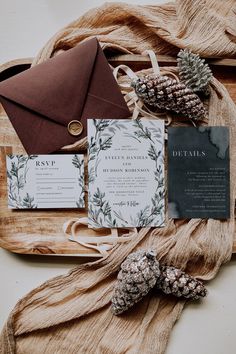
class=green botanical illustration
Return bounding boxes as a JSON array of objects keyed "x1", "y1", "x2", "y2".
[
  {"x1": 148, "y1": 144, "x2": 164, "y2": 191},
  {"x1": 125, "y1": 118, "x2": 163, "y2": 144},
  {"x1": 88, "y1": 119, "x2": 128, "y2": 180},
  {"x1": 88, "y1": 119, "x2": 129, "y2": 226},
  {"x1": 88, "y1": 119, "x2": 165, "y2": 228},
  {"x1": 7, "y1": 155, "x2": 38, "y2": 209},
  {"x1": 130, "y1": 190, "x2": 165, "y2": 227},
  {"x1": 88, "y1": 187, "x2": 117, "y2": 228},
  {"x1": 21, "y1": 193, "x2": 37, "y2": 208},
  {"x1": 123, "y1": 119, "x2": 165, "y2": 226},
  {"x1": 72, "y1": 155, "x2": 85, "y2": 207}
]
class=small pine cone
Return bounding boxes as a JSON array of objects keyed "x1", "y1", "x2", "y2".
[
  {"x1": 111, "y1": 250, "x2": 160, "y2": 315},
  {"x1": 177, "y1": 48, "x2": 213, "y2": 95},
  {"x1": 131, "y1": 74, "x2": 206, "y2": 120},
  {"x1": 155, "y1": 265, "x2": 207, "y2": 300}
]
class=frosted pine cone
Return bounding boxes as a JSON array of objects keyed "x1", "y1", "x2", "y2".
[
  {"x1": 131, "y1": 74, "x2": 206, "y2": 120},
  {"x1": 111, "y1": 250, "x2": 160, "y2": 315},
  {"x1": 177, "y1": 48, "x2": 212, "y2": 95},
  {"x1": 155, "y1": 265, "x2": 207, "y2": 300}
]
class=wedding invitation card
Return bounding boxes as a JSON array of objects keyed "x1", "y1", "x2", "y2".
[
  {"x1": 88, "y1": 118, "x2": 165, "y2": 228},
  {"x1": 6, "y1": 154, "x2": 84, "y2": 209},
  {"x1": 168, "y1": 127, "x2": 230, "y2": 219}
]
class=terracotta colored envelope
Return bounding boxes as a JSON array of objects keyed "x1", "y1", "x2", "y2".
[{"x1": 0, "y1": 38, "x2": 130, "y2": 154}]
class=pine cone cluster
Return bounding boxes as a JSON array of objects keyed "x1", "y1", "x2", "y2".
[
  {"x1": 132, "y1": 74, "x2": 206, "y2": 121},
  {"x1": 111, "y1": 250, "x2": 160, "y2": 315},
  {"x1": 155, "y1": 265, "x2": 207, "y2": 300},
  {"x1": 177, "y1": 48, "x2": 212, "y2": 95},
  {"x1": 111, "y1": 250, "x2": 207, "y2": 315}
]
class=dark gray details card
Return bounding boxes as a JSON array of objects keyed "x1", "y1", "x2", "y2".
[{"x1": 168, "y1": 127, "x2": 230, "y2": 219}]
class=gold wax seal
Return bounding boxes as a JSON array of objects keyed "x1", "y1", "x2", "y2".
[{"x1": 67, "y1": 120, "x2": 83, "y2": 136}]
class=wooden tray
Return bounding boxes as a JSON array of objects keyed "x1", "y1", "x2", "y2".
[{"x1": 0, "y1": 55, "x2": 235, "y2": 256}]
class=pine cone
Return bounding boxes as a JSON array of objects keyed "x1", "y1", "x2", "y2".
[
  {"x1": 111, "y1": 250, "x2": 160, "y2": 315},
  {"x1": 132, "y1": 74, "x2": 206, "y2": 120},
  {"x1": 155, "y1": 265, "x2": 207, "y2": 300},
  {"x1": 177, "y1": 48, "x2": 212, "y2": 95}
]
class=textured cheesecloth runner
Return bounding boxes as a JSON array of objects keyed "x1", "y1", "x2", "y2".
[{"x1": 1, "y1": 0, "x2": 236, "y2": 353}]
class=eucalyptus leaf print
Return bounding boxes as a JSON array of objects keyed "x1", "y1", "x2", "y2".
[
  {"x1": 88, "y1": 188, "x2": 117, "y2": 228},
  {"x1": 72, "y1": 155, "x2": 85, "y2": 208},
  {"x1": 88, "y1": 119, "x2": 165, "y2": 228},
  {"x1": 88, "y1": 119, "x2": 128, "y2": 177},
  {"x1": 6, "y1": 155, "x2": 38, "y2": 208},
  {"x1": 6, "y1": 154, "x2": 85, "y2": 209}
]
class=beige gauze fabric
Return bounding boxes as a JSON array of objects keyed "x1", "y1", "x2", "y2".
[{"x1": 1, "y1": 0, "x2": 236, "y2": 353}]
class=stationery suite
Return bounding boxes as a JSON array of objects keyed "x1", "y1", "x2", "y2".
[
  {"x1": 6, "y1": 154, "x2": 84, "y2": 209},
  {"x1": 88, "y1": 119, "x2": 165, "y2": 228},
  {"x1": 1, "y1": 36, "x2": 230, "y2": 224},
  {"x1": 5, "y1": 121, "x2": 230, "y2": 223},
  {"x1": 6, "y1": 118, "x2": 166, "y2": 229}
]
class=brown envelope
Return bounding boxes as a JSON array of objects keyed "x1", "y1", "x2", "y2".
[{"x1": 0, "y1": 38, "x2": 130, "y2": 154}]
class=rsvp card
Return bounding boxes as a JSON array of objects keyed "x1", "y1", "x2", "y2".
[
  {"x1": 168, "y1": 127, "x2": 230, "y2": 219},
  {"x1": 88, "y1": 119, "x2": 165, "y2": 228},
  {"x1": 6, "y1": 154, "x2": 84, "y2": 209}
]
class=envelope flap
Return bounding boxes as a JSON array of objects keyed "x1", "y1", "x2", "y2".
[
  {"x1": 87, "y1": 42, "x2": 130, "y2": 112},
  {"x1": 0, "y1": 38, "x2": 99, "y2": 126}
]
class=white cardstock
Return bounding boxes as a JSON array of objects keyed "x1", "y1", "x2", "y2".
[
  {"x1": 6, "y1": 154, "x2": 84, "y2": 209},
  {"x1": 88, "y1": 118, "x2": 165, "y2": 228}
]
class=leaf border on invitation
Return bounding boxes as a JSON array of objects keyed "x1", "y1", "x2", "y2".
[
  {"x1": 6, "y1": 154, "x2": 85, "y2": 209},
  {"x1": 7, "y1": 154, "x2": 38, "y2": 209},
  {"x1": 88, "y1": 118, "x2": 165, "y2": 228},
  {"x1": 72, "y1": 154, "x2": 85, "y2": 208}
]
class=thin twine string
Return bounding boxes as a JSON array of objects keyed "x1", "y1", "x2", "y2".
[
  {"x1": 113, "y1": 51, "x2": 197, "y2": 128},
  {"x1": 63, "y1": 217, "x2": 137, "y2": 256},
  {"x1": 113, "y1": 50, "x2": 177, "y2": 127}
]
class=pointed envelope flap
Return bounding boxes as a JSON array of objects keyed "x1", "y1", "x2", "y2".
[
  {"x1": 0, "y1": 38, "x2": 130, "y2": 154},
  {"x1": 0, "y1": 38, "x2": 98, "y2": 126}
]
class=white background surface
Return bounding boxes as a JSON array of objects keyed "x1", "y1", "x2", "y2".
[{"x1": 0, "y1": 1, "x2": 236, "y2": 353}]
